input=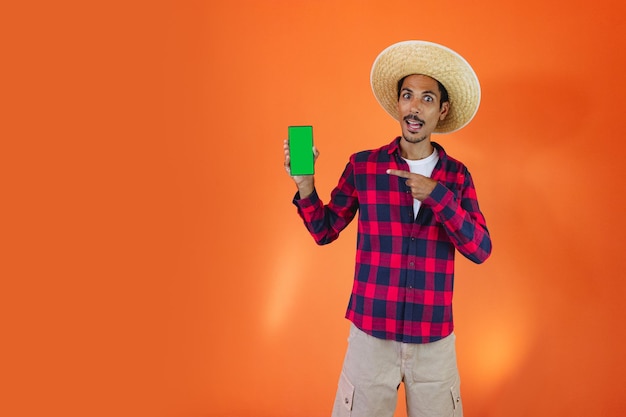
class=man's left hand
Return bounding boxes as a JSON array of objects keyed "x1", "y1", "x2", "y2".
[{"x1": 386, "y1": 169, "x2": 437, "y2": 201}]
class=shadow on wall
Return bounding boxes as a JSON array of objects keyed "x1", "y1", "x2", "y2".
[{"x1": 454, "y1": 72, "x2": 626, "y2": 416}]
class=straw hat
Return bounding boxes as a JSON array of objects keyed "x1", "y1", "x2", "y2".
[{"x1": 370, "y1": 40, "x2": 481, "y2": 134}]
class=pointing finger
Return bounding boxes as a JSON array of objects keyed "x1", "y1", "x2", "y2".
[{"x1": 386, "y1": 169, "x2": 411, "y2": 178}]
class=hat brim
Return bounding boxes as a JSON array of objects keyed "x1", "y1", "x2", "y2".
[{"x1": 370, "y1": 40, "x2": 481, "y2": 134}]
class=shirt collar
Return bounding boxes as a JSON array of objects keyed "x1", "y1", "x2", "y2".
[{"x1": 386, "y1": 136, "x2": 447, "y2": 161}]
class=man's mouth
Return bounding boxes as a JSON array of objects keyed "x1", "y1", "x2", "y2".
[{"x1": 404, "y1": 116, "x2": 424, "y2": 133}]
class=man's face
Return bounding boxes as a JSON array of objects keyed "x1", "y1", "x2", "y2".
[{"x1": 396, "y1": 74, "x2": 449, "y2": 144}]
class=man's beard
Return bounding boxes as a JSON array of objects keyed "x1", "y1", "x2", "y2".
[{"x1": 403, "y1": 134, "x2": 428, "y2": 144}]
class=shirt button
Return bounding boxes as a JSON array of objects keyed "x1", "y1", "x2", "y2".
[{"x1": 409, "y1": 261, "x2": 415, "y2": 267}]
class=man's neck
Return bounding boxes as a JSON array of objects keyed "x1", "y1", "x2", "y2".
[{"x1": 400, "y1": 138, "x2": 434, "y2": 160}]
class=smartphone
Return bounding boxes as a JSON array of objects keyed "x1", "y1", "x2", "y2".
[{"x1": 288, "y1": 125, "x2": 314, "y2": 175}]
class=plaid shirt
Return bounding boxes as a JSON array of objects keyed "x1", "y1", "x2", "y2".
[{"x1": 293, "y1": 138, "x2": 491, "y2": 343}]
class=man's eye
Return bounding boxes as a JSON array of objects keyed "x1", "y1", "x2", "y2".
[
  {"x1": 402, "y1": 93, "x2": 411, "y2": 99},
  {"x1": 424, "y1": 96, "x2": 433, "y2": 102}
]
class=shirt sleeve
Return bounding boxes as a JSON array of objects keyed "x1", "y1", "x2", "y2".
[
  {"x1": 292, "y1": 159, "x2": 359, "y2": 245},
  {"x1": 423, "y1": 169, "x2": 492, "y2": 264}
]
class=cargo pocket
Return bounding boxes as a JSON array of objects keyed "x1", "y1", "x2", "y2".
[
  {"x1": 450, "y1": 385, "x2": 462, "y2": 416},
  {"x1": 337, "y1": 372, "x2": 355, "y2": 416}
]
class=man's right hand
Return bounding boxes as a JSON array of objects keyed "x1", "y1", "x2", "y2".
[{"x1": 283, "y1": 139, "x2": 319, "y2": 199}]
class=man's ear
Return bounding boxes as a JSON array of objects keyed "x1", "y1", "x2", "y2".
[{"x1": 439, "y1": 101, "x2": 450, "y2": 120}]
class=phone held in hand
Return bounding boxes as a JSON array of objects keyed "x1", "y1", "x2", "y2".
[{"x1": 288, "y1": 125, "x2": 314, "y2": 175}]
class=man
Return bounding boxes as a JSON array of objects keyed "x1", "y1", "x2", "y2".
[{"x1": 283, "y1": 40, "x2": 492, "y2": 417}]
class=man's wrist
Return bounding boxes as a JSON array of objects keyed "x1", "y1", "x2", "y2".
[{"x1": 297, "y1": 183, "x2": 314, "y2": 199}]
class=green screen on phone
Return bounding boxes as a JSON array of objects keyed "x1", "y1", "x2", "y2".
[{"x1": 288, "y1": 126, "x2": 314, "y2": 175}]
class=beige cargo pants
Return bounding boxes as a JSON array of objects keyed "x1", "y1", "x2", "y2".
[{"x1": 331, "y1": 324, "x2": 462, "y2": 417}]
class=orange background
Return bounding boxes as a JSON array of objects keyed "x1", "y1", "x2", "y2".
[{"x1": 2, "y1": 1, "x2": 626, "y2": 416}]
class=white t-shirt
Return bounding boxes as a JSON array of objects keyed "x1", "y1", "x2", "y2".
[{"x1": 402, "y1": 148, "x2": 439, "y2": 219}]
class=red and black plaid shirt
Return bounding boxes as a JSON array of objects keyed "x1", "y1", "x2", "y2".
[{"x1": 293, "y1": 138, "x2": 491, "y2": 343}]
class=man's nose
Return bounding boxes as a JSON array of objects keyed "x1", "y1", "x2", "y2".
[{"x1": 410, "y1": 98, "x2": 422, "y2": 113}]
